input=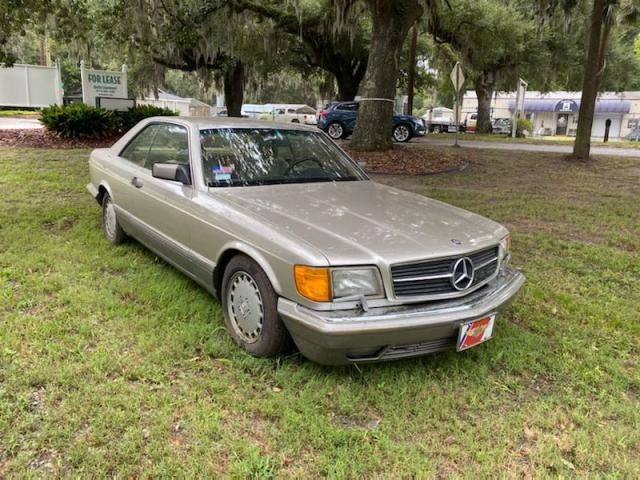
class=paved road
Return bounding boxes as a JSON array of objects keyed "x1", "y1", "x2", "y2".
[
  {"x1": 417, "y1": 137, "x2": 640, "y2": 158},
  {"x1": 0, "y1": 117, "x2": 43, "y2": 130}
]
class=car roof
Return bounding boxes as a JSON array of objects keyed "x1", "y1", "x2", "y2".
[{"x1": 148, "y1": 116, "x2": 320, "y2": 132}]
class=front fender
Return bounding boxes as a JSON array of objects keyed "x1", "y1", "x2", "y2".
[{"x1": 217, "y1": 240, "x2": 285, "y2": 295}]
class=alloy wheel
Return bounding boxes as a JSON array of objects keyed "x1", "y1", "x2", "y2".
[
  {"x1": 327, "y1": 123, "x2": 344, "y2": 139},
  {"x1": 393, "y1": 125, "x2": 410, "y2": 142}
]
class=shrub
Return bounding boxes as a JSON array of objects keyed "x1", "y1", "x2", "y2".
[
  {"x1": 41, "y1": 103, "x2": 177, "y2": 138},
  {"x1": 113, "y1": 105, "x2": 176, "y2": 133},
  {"x1": 514, "y1": 118, "x2": 533, "y2": 138},
  {"x1": 41, "y1": 104, "x2": 114, "y2": 138}
]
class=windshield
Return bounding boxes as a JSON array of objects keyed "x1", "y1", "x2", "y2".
[{"x1": 200, "y1": 128, "x2": 365, "y2": 187}]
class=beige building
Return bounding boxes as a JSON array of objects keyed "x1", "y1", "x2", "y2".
[
  {"x1": 462, "y1": 91, "x2": 640, "y2": 139},
  {"x1": 138, "y1": 89, "x2": 213, "y2": 116}
]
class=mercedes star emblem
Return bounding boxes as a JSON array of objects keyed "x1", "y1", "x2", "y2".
[{"x1": 451, "y1": 257, "x2": 475, "y2": 291}]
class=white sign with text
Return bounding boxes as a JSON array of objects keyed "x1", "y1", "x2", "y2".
[{"x1": 81, "y1": 61, "x2": 128, "y2": 107}]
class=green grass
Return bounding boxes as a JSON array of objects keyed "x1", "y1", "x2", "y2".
[
  {"x1": 0, "y1": 110, "x2": 40, "y2": 117},
  {"x1": 433, "y1": 132, "x2": 640, "y2": 149},
  {"x1": 1, "y1": 147, "x2": 639, "y2": 477}
]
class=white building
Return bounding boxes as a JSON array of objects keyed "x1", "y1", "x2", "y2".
[
  {"x1": 138, "y1": 89, "x2": 213, "y2": 116},
  {"x1": 462, "y1": 91, "x2": 640, "y2": 140}
]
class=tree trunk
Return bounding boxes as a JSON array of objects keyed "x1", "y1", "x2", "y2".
[
  {"x1": 335, "y1": 67, "x2": 364, "y2": 101},
  {"x1": 407, "y1": 24, "x2": 418, "y2": 115},
  {"x1": 475, "y1": 70, "x2": 495, "y2": 134},
  {"x1": 351, "y1": 0, "x2": 422, "y2": 151},
  {"x1": 224, "y1": 59, "x2": 245, "y2": 117},
  {"x1": 573, "y1": 0, "x2": 606, "y2": 159}
]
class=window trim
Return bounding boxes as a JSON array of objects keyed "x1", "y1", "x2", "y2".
[{"x1": 119, "y1": 121, "x2": 193, "y2": 176}]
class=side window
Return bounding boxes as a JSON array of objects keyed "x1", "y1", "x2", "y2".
[
  {"x1": 144, "y1": 124, "x2": 190, "y2": 170},
  {"x1": 120, "y1": 125, "x2": 159, "y2": 166},
  {"x1": 339, "y1": 103, "x2": 359, "y2": 112}
]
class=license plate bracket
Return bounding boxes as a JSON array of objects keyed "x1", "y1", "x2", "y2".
[{"x1": 457, "y1": 314, "x2": 496, "y2": 351}]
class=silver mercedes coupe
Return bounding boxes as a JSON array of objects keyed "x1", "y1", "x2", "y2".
[{"x1": 87, "y1": 117, "x2": 525, "y2": 365}]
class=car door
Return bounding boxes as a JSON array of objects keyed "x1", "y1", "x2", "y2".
[
  {"x1": 108, "y1": 124, "x2": 160, "y2": 234},
  {"x1": 338, "y1": 102, "x2": 359, "y2": 130},
  {"x1": 119, "y1": 122, "x2": 195, "y2": 273}
]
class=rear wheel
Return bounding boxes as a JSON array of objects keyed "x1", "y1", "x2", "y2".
[
  {"x1": 326, "y1": 122, "x2": 345, "y2": 140},
  {"x1": 221, "y1": 255, "x2": 292, "y2": 357},
  {"x1": 102, "y1": 193, "x2": 126, "y2": 245},
  {"x1": 393, "y1": 124, "x2": 412, "y2": 143}
]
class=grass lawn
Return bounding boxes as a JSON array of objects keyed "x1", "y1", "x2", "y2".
[
  {"x1": 434, "y1": 132, "x2": 640, "y2": 149},
  {"x1": 1, "y1": 146, "x2": 639, "y2": 477},
  {"x1": 0, "y1": 110, "x2": 40, "y2": 118}
]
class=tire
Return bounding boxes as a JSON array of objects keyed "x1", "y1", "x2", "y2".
[
  {"x1": 102, "y1": 193, "x2": 126, "y2": 245},
  {"x1": 326, "y1": 122, "x2": 345, "y2": 140},
  {"x1": 221, "y1": 255, "x2": 293, "y2": 357},
  {"x1": 433, "y1": 125, "x2": 441, "y2": 134},
  {"x1": 393, "y1": 123, "x2": 412, "y2": 143}
]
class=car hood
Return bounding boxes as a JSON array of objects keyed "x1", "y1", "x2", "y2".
[{"x1": 213, "y1": 181, "x2": 507, "y2": 265}]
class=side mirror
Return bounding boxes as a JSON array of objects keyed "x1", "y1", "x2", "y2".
[{"x1": 152, "y1": 163, "x2": 191, "y2": 185}]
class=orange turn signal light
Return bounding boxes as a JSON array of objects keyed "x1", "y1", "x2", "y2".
[{"x1": 294, "y1": 265, "x2": 331, "y2": 302}]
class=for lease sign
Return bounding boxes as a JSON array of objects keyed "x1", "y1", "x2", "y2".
[{"x1": 81, "y1": 62, "x2": 128, "y2": 106}]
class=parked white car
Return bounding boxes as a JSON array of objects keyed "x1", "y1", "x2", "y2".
[{"x1": 267, "y1": 104, "x2": 318, "y2": 125}]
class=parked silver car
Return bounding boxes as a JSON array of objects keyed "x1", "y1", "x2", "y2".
[{"x1": 87, "y1": 117, "x2": 525, "y2": 365}]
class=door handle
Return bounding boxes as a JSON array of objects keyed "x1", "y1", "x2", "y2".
[{"x1": 131, "y1": 177, "x2": 143, "y2": 188}]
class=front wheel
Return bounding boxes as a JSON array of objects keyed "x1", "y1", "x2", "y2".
[
  {"x1": 102, "y1": 193, "x2": 127, "y2": 245},
  {"x1": 326, "y1": 122, "x2": 345, "y2": 140},
  {"x1": 221, "y1": 255, "x2": 293, "y2": 357},
  {"x1": 393, "y1": 124, "x2": 412, "y2": 143}
]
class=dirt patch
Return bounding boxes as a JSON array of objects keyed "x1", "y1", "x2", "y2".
[
  {"x1": 330, "y1": 412, "x2": 382, "y2": 430},
  {"x1": 341, "y1": 143, "x2": 467, "y2": 175},
  {"x1": 42, "y1": 217, "x2": 78, "y2": 233},
  {"x1": 0, "y1": 128, "x2": 116, "y2": 149}
]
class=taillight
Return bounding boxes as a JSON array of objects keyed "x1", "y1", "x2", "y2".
[{"x1": 319, "y1": 111, "x2": 327, "y2": 118}]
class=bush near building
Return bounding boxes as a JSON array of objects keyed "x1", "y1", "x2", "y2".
[
  {"x1": 112, "y1": 105, "x2": 175, "y2": 132},
  {"x1": 41, "y1": 104, "x2": 175, "y2": 138},
  {"x1": 515, "y1": 118, "x2": 533, "y2": 138}
]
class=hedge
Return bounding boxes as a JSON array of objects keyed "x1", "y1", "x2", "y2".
[{"x1": 41, "y1": 103, "x2": 176, "y2": 138}]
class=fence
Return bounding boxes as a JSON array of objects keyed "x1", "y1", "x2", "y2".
[{"x1": 0, "y1": 63, "x2": 63, "y2": 108}]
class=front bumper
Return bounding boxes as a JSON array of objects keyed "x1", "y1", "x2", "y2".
[{"x1": 278, "y1": 267, "x2": 525, "y2": 365}]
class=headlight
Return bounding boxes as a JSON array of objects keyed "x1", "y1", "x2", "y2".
[
  {"x1": 294, "y1": 265, "x2": 382, "y2": 302},
  {"x1": 332, "y1": 267, "x2": 382, "y2": 299}
]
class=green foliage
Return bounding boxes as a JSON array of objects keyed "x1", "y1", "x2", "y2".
[
  {"x1": 40, "y1": 104, "x2": 113, "y2": 138},
  {"x1": 113, "y1": 105, "x2": 175, "y2": 132},
  {"x1": 515, "y1": 118, "x2": 533, "y2": 138},
  {"x1": 41, "y1": 103, "x2": 176, "y2": 138}
]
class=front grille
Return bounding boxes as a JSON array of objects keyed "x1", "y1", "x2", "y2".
[{"x1": 391, "y1": 246, "x2": 499, "y2": 298}]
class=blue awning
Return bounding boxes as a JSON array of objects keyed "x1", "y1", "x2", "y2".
[{"x1": 508, "y1": 98, "x2": 631, "y2": 114}]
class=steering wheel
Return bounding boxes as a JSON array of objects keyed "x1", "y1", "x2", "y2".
[{"x1": 283, "y1": 158, "x2": 324, "y2": 177}]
